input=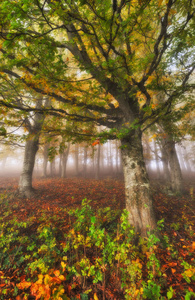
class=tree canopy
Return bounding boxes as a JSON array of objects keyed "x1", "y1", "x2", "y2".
[{"x1": 0, "y1": 0, "x2": 194, "y2": 137}]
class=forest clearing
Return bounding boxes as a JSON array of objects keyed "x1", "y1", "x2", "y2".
[{"x1": 0, "y1": 176, "x2": 194, "y2": 300}]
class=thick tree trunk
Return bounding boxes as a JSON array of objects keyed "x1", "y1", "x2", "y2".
[
  {"x1": 121, "y1": 132, "x2": 156, "y2": 236},
  {"x1": 18, "y1": 98, "x2": 47, "y2": 196},
  {"x1": 18, "y1": 137, "x2": 39, "y2": 197}
]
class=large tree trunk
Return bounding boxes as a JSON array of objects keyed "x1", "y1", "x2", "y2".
[
  {"x1": 121, "y1": 131, "x2": 156, "y2": 236},
  {"x1": 18, "y1": 137, "x2": 39, "y2": 197},
  {"x1": 18, "y1": 98, "x2": 47, "y2": 197}
]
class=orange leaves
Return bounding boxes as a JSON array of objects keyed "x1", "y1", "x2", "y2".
[
  {"x1": 92, "y1": 139, "x2": 100, "y2": 146},
  {"x1": 94, "y1": 292, "x2": 99, "y2": 300},
  {"x1": 171, "y1": 268, "x2": 176, "y2": 274},
  {"x1": 17, "y1": 281, "x2": 31, "y2": 290},
  {"x1": 17, "y1": 271, "x2": 66, "y2": 300},
  {"x1": 191, "y1": 242, "x2": 195, "y2": 250}
]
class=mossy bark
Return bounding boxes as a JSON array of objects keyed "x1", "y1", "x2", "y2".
[{"x1": 121, "y1": 131, "x2": 156, "y2": 237}]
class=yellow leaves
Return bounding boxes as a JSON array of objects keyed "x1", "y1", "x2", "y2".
[
  {"x1": 61, "y1": 261, "x2": 67, "y2": 272},
  {"x1": 146, "y1": 75, "x2": 156, "y2": 85},
  {"x1": 183, "y1": 267, "x2": 195, "y2": 278},
  {"x1": 132, "y1": 258, "x2": 143, "y2": 269},
  {"x1": 158, "y1": 0, "x2": 164, "y2": 6},
  {"x1": 149, "y1": 133, "x2": 157, "y2": 142},
  {"x1": 169, "y1": 9, "x2": 177, "y2": 15},
  {"x1": 94, "y1": 292, "x2": 99, "y2": 300},
  {"x1": 134, "y1": 288, "x2": 143, "y2": 297},
  {"x1": 36, "y1": 274, "x2": 44, "y2": 285}
]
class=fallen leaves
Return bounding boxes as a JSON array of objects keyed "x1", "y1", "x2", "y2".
[{"x1": 0, "y1": 177, "x2": 194, "y2": 299}]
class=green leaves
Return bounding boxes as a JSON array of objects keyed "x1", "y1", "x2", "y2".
[{"x1": 0, "y1": 127, "x2": 6, "y2": 136}]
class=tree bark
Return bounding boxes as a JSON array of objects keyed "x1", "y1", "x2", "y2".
[
  {"x1": 75, "y1": 144, "x2": 79, "y2": 176},
  {"x1": 153, "y1": 140, "x2": 161, "y2": 180},
  {"x1": 61, "y1": 142, "x2": 70, "y2": 178},
  {"x1": 115, "y1": 140, "x2": 119, "y2": 175},
  {"x1": 121, "y1": 131, "x2": 156, "y2": 236},
  {"x1": 182, "y1": 146, "x2": 192, "y2": 174},
  {"x1": 164, "y1": 139, "x2": 183, "y2": 193},
  {"x1": 43, "y1": 143, "x2": 49, "y2": 177},
  {"x1": 95, "y1": 143, "x2": 101, "y2": 180},
  {"x1": 18, "y1": 137, "x2": 39, "y2": 197},
  {"x1": 83, "y1": 145, "x2": 88, "y2": 178},
  {"x1": 159, "y1": 144, "x2": 171, "y2": 184},
  {"x1": 18, "y1": 98, "x2": 47, "y2": 197}
]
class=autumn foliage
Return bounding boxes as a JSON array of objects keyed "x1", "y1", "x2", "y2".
[{"x1": 0, "y1": 177, "x2": 194, "y2": 300}]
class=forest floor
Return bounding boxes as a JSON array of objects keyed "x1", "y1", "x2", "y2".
[{"x1": 0, "y1": 176, "x2": 194, "y2": 300}]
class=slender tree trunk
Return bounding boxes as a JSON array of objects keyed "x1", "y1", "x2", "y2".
[
  {"x1": 115, "y1": 140, "x2": 119, "y2": 175},
  {"x1": 43, "y1": 143, "x2": 49, "y2": 177},
  {"x1": 121, "y1": 131, "x2": 156, "y2": 236},
  {"x1": 164, "y1": 139, "x2": 183, "y2": 193},
  {"x1": 119, "y1": 142, "x2": 123, "y2": 174},
  {"x1": 109, "y1": 141, "x2": 113, "y2": 173},
  {"x1": 143, "y1": 137, "x2": 151, "y2": 174},
  {"x1": 75, "y1": 144, "x2": 79, "y2": 176},
  {"x1": 95, "y1": 143, "x2": 101, "y2": 180},
  {"x1": 18, "y1": 137, "x2": 39, "y2": 197},
  {"x1": 83, "y1": 146, "x2": 88, "y2": 178},
  {"x1": 160, "y1": 144, "x2": 171, "y2": 184},
  {"x1": 176, "y1": 146, "x2": 187, "y2": 173},
  {"x1": 153, "y1": 140, "x2": 161, "y2": 180},
  {"x1": 61, "y1": 142, "x2": 70, "y2": 178},
  {"x1": 182, "y1": 146, "x2": 192, "y2": 174}
]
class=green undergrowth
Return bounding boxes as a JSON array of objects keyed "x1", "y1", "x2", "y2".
[{"x1": 0, "y1": 193, "x2": 194, "y2": 300}]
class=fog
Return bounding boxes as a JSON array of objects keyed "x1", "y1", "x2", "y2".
[{"x1": 0, "y1": 140, "x2": 194, "y2": 187}]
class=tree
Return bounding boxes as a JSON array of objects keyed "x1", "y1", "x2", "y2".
[
  {"x1": 0, "y1": 0, "x2": 194, "y2": 236},
  {"x1": 18, "y1": 97, "x2": 47, "y2": 197}
]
